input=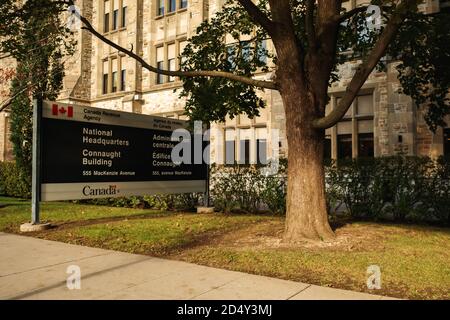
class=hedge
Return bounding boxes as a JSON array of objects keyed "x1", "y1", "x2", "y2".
[
  {"x1": 1, "y1": 157, "x2": 449, "y2": 225},
  {"x1": 210, "y1": 156, "x2": 450, "y2": 225},
  {"x1": 0, "y1": 161, "x2": 31, "y2": 198}
]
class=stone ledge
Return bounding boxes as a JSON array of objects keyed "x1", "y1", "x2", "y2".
[
  {"x1": 196, "y1": 207, "x2": 215, "y2": 214},
  {"x1": 20, "y1": 222, "x2": 52, "y2": 233}
]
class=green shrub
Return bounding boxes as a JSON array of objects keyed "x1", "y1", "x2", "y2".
[
  {"x1": 425, "y1": 157, "x2": 450, "y2": 223},
  {"x1": 78, "y1": 193, "x2": 202, "y2": 211},
  {"x1": 209, "y1": 156, "x2": 450, "y2": 225},
  {"x1": 210, "y1": 164, "x2": 286, "y2": 214},
  {"x1": 260, "y1": 175, "x2": 286, "y2": 215},
  {"x1": 143, "y1": 193, "x2": 202, "y2": 211},
  {"x1": 0, "y1": 161, "x2": 31, "y2": 198}
]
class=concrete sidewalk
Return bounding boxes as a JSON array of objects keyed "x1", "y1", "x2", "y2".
[{"x1": 0, "y1": 232, "x2": 394, "y2": 300}]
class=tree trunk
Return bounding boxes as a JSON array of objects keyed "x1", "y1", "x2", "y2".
[{"x1": 280, "y1": 81, "x2": 335, "y2": 242}]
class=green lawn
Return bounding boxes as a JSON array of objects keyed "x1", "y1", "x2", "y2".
[{"x1": 0, "y1": 196, "x2": 449, "y2": 300}]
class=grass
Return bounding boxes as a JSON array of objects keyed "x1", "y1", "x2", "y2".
[
  {"x1": 0, "y1": 196, "x2": 171, "y2": 232},
  {"x1": 0, "y1": 196, "x2": 449, "y2": 300}
]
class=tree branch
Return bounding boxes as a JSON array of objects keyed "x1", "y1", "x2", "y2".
[
  {"x1": 334, "y1": 6, "x2": 368, "y2": 23},
  {"x1": 334, "y1": 5, "x2": 394, "y2": 23},
  {"x1": 0, "y1": 53, "x2": 12, "y2": 60},
  {"x1": 0, "y1": 82, "x2": 33, "y2": 113},
  {"x1": 78, "y1": 15, "x2": 278, "y2": 90},
  {"x1": 313, "y1": 0, "x2": 420, "y2": 129},
  {"x1": 237, "y1": 0, "x2": 276, "y2": 36}
]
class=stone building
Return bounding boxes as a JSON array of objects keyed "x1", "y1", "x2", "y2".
[{"x1": 1, "y1": 0, "x2": 449, "y2": 163}]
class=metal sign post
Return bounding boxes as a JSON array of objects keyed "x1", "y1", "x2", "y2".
[
  {"x1": 20, "y1": 98, "x2": 50, "y2": 232},
  {"x1": 31, "y1": 98, "x2": 42, "y2": 224},
  {"x1": 198, "y1": 121, "x2": 214, "y2": 214}
]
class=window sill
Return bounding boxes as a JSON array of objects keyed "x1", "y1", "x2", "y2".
[
  {"x1": 155, "y1": 7, "x2": 188, "y2": 19},
  {"x1": 97, "y1": 91, "x2": 128, "y2": 100},
  {"x1": 354, "y1": 114, "x2": 374, "y2": 120},
  {"x1": 102, "y1": 27, "x2": 127, "y2": 36},
  {"x1": 148, "y1": 81, "x2": 183, "y2": 92}
]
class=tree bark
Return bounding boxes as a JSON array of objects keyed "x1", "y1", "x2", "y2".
[{"x1": 280, "y1": 80, "x2": 335, "y2": 242}]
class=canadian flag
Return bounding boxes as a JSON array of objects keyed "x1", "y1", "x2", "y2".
[{"x1": 52, "y1": 104, "x2": 73, "y2": 117}]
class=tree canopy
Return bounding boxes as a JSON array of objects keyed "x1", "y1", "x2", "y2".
[
  {"x1": 178, "y1": 0, "x2": 449, "y2": 130},
  {"x1": 0, "y1": 0, "x2": 75, "y2": 178}
]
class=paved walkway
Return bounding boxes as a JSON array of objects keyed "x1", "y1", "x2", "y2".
[{"x1": 0, "y1": 232, "x2": 395, "y2": 300}]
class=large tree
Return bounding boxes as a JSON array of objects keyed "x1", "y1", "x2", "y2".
[
  {"x1": 6, "y1": 0, "x2": 450, "y2": 241},
  {"x1": 0, "y1": 0, "x2": 75, "y2": 187}
]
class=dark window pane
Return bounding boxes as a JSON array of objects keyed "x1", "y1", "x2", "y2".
[
  {"x1": 169, "y1": 0, "x2": 176, "y2": 12},
  {"x1": 121, "y1": 69, "x2": 126, "y2": 91},
  {"x1": 112, "y1": 71, "x2": 117, "y2": 92},
  {"x1": 168, "y1": 58, "x2": 175, "y2": 82},
  {"x1": 239, "y1": 140, "x2": 250, "y2": 165},
  {"x1": 122, "y1": 6, "x2": 127, "y2": 27},
  {"x1": 158, "y1": 0, "x2": 164, "y2": 15},
  {"x1": 156, "y1": 61, "x2": 164, "y2": 84},
  {"x1": 104, "y1": 13, "x2": 109, "y2": 32},
  {"x1": 444, "y1": 129, "x2": 450, "y2": 157},
  {"x1": 337, "y1": 134, "x2": 352, "y2": 159},
  {"x1": 358, "y1": 133, "x2": 374, "y2": 157},
  {"x1": 225, "y1": 140, "x2": 235, "y2": 164},
  {"x1": 324, "y1": 136, "x2": 331, "y2": 159},
  {"x1": 180, "y1": 0, "x2": 188, "y2": 9},
  {"x1": 258, "y1": 40, "x2": 267, "y2": 64},
  {"x1": 257, "y1": 139, "x2": 267, "y2": 165},
  {"x1": 241, "y1": 41, "x2": 251, "y2": 62},
  {"x1": 113, "y1": 9, "x2": 118, "y2": 30},
  {"x1": 226, "y1": 45, "x2": 236, "y2": 68},
  {"x1": 102, "y1": 74, "x2": 108, "y2": 94}
]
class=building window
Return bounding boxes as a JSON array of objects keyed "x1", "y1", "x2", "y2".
[
  {"x1": 102, "y1": 57, "x2": 126, "y2": 94},
  {"x1": 169, "y1": 0, "x2": 176, "y2": 12},
  {"x1": 222, "y1": 117, "x2": 269, "y2": 165},
  {"x1": 258, "y1": 40, "x2": 267, "y2": 64},
  {"x1": 112, "y1": 0, "x2": 119, "y2": 30},
  {"x1": 168, "y1": 43, "x2": 176, "y2": 82},
  {"x1": 156, "y1": 46, "x2": 165, "y2": 84},
  {"x1": 337, "y1": 134, "x2": 352, "y2": 159},
  {"x1": 256, "y1": 127, "x2": 267, "y2": 165},
  {"x1": 358, "y1": 133, "x2": 374, "y2": 157},
  {"x1": 104, "y1": 0, "x2": 110, "y2": 32},
  {"x1": 238, "y1": 128, "x2": 252, "y2": 165},
  {"x1": 256, "y1": 139, "x2": 267, "y2": 165},
  {"x1": 356, "y1": 94, "x2": 373, "y2": 115},
  {"x1": 242, "y1": 41, "x2": 251, "y2": 62},
  {"x1": 178, "y1": 40, "x2": 187, "y2": 65},
  {"x1": 225, "y1": 129, "x2": 235, "y2": 165},
  {"x1": 180, "y1": 0, "x2": 188, "y2": 9},
  {"x1": 158, "y1": 0, "x2": 165, "y2": 15},
  {"x1": 111, "y1": 58, "x2": 118, "y2": 92},
  {"x1": 121, "y1": 69, "x2": 126, "y2": 91},
  {"x1": 239, "y1": 139, "x2": 250, "y2": 165},
  {"x1": 122, "y1": 0, "x2": 127, "y2": 27},
  {"x1": 327, "y1": 93, "x2": 374, "y2": 159},
  {"x1": 102, "y1": 60, "x2": 109, "y2": 94}
]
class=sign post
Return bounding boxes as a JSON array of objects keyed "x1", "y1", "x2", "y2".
[
  {"x1": 31, "y1": 98, "x2": 42, "y2": 224},
  {"x1": 20, "y1": 99, "x2": 51, "y2": 232}
]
